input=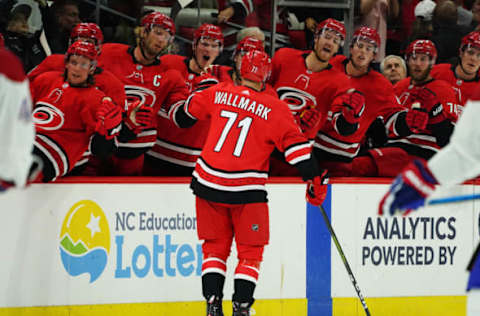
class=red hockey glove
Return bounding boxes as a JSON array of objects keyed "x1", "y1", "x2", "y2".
[
  {"x1": 378, "y1": 159, "x2": 437, "y2": 216},
  {"x1": 295, "y1": 108, "x2": 322, "y2": 137},
  {"x1": 340, "y1": 90, "x2": 365, "y2": 124},
  {"x1": 95, "y1": 98, "x2": 122, "y2": 139},
  {"x1": 306, "y1": 170, "x2": 329, "y2": 206},
  {"x1": 125, "y1": 100, "x2": 156, "y2": 134},
  {"x1": 191, "y1": 73, "x2": 219, "y2": 92},
  {"x1": 405, "y1": 106, "x2": 428, "y2": 133}
]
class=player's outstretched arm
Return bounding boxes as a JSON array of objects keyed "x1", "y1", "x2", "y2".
[{"x1": 378, "y1": 159, "x2": 437, "y2": 216}]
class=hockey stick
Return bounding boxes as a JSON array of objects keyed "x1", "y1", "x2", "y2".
[
  {"x1": 318, "y1": 204, "x2": 372, "y2": 316},
  {"x1": 427, "y1": 193, "x2": 480, "y2": 206}
]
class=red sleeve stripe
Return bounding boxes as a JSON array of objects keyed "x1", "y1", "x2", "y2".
[
  {"x1": 385, "y1": 111, "x2": 404, "y2": 137},
  {"x1": 168, "y1": 100, "x2": 185, "y2": 127},
  {"x1": 184, "y1": 93, "x2": 199, "y2": 120},
  {"x1": 117, "y1": 129, "x2": 157, "y2": 148},
  {"x1": 314, "y1": 133, "x2": 360, "y2": 159},
  {"x1": 35, "y1": 134, "x2": 69, "y2": 177},
  {"x1": 285, "y1": 142, "x2": 311, "y2": 164}
]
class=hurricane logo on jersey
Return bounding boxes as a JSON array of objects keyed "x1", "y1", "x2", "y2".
[
  {"x1": 276, "y1": 86, "x2": 317, "y2": 113},
  {"x1": 32, "y1": 102, "x2": 65, "y2": 130},
  {"x1": 125, "y1": 85, "x2": 156, "y2": 109},
  {"x1": 59, "y1": 200, "x2": 110, "y2": 283}
]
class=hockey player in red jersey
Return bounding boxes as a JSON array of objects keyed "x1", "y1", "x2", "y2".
[
  {"x1": 0, "y1": 47, "x2": 35, "y2": 190},
  {"x1": 27, "y1": 23, "x2": 125, "y2": 112},
  {"x1": 142, "y1": 24, "x2": 223, "y2": 176},
  {"x1": 269, "y1": 18, "x2": 363, "y2": 176},
  {"x1": 170, "y1": 49, "x2": 328, "y2": 316},
  {"x1": 431, "y1": 31, "x2": 480, "y2": 114},
  {"x1": 161, "y1": 23, "x2": 224, "y2": 90},
  {"x1": 326, "y1": 27, "x2": 429, "y2": 176},
  {"x1": 30, "y1": 41, "x2": 122, "y2": 182},
  {"x1": 98, "y1": 12, "x2": 188, "y2": 176},
  {"x1": 392, "y1": 40, "x2": 457, "y2": 161}
]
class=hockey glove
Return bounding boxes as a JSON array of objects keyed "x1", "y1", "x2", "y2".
[
  {"x1": 295, "y1": 108, "x2": 322, "y2": 138},
  {"x1": 405, "y1": 106, "x2": 428, "y2": 133},
  {"x1": 125, "y1": 100, "x2": 156, "y2": 134},
  {"x1": 306, "y1": 170, "x2": 329, "y2": 206},
  {"x1": 378, "y1": 159, "x2": 437, "y2": 216},
  {"x1": 340, "y1": 90, "x2": 365, "y2": 124},
  {"x1": 95, "y1": 98, "x2": 122, "y2": 140}
]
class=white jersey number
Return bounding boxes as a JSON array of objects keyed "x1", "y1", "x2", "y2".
[{"x1": 214, "y1": 110, "x2": 252, "y2": 157}]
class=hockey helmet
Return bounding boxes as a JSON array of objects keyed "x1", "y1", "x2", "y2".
[
  {"x1": 65, "y1": 41, "x2": 98, "y2": 70},
  {"x1": 239, "y1": 49, "x2": 272, "y2": 82},
  {"x1": 405, "y1": 39, "x2": 437, "y2": 62},
  {"x1": 194, "y1": 23, "x2": 224, "y2": 48},
  {"x1": 315, "y1": 18, "x2": 346, "y2": 45},
  {"x1": 352, "y1": 26, "x2": 380, "y2": 51},
  {"x1": 141, "y1": 12, "x2": 176, "y2": 36},
  {"x1": 461, "y1": 31, "x2": 480, "y2": 50},
  {"x1": 70, "y1": 23, "x2": 104, "y2": 46},
  {"x1": 233, "y1": 36, "x2": 264, "y2": 58}
]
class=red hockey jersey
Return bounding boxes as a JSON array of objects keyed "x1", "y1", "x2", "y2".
[
  {"x1": 431, "y1": 63, "x2": 479, "y2": 113},
  {"x1": 321, "y1": 55, "x2": 405, "y2": 161},
  {"x1": 175, "y1": 82, "x2": 312, "y2": 203},
  {"x1": 98, "y1": 44, "x2": 188, "y2": 158},
  {"x1": 393, "y1": 77, "x2": 457, "y2": 159},
  {"x1": 28, "y1": 54, "x2": 126, "y2": 109},
  {"x1": 269, "y1": 48, "x2": 353, "y2": 139},
  {"x1": 30, "y1": 71, "x2": 106, "y2": 181}
]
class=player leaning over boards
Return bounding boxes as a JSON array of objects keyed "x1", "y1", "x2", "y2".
[
  {"x1": 378, "y1": 90, "x2": 480, "y2": 315},
  {"x1": 431, "y1": 31, "x2": 480, "y2": 115},
  {"x1": 29, "y1": 41, "x2": 122, "y2": 182},
  {"x1": 169, "y1": 50, "x2": 328, "y2": 316},
  {"x1": 98, "y1": 12, "x2": 188, "y2": 176}
]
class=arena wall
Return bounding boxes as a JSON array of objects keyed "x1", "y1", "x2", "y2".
[{"x1": 0, "y1": 178, "x2": 476, "y2": 316}]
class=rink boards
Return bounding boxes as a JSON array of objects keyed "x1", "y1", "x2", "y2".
[{"x1": 0, "y1": 178, "x2": 478, "y2": 316}]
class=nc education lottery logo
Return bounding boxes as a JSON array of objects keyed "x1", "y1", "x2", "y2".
[{"x1": 59, "y1": 200, "x2": 111, "y2": 283}]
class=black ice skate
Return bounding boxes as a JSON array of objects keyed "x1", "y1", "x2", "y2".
[
  {"x1": 232, "y1": 301, "x2": 253, "y2": 316},
  {"x1": 206, "y1": 295, "x2": 223, "y2": 316}
]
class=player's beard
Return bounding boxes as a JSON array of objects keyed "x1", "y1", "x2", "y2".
[{"x1": 411, "y1": 66, "x2": 431, "y2": 83}]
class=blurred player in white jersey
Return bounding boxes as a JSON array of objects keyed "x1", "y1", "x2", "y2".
[
  {"x1": 0, "y1": 45, "x2": 35, "y2": 190},
  {"x1": 379, "y1": 90, "x2": 480, "y2": 316}
]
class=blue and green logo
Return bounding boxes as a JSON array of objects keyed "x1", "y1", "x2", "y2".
[{"x1": 59, "y1": 200, "x2": 110, "y2": 283}]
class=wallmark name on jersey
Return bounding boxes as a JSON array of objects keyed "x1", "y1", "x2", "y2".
[{"x1": 214, "y1": 91, "x2": 271, "y2": 120}]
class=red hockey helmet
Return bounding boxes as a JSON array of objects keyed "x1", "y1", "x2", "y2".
[
  {"x1": 316, "y1": 18, "x2": 346, "y2": 43},
  {"x1": 461, "y1": 31, "x2": 480, "y2": 50},
  {"x1": 239, "y1": 49, "x2": 272, "y2": 82},
  {"x1": 66, "y1": 41, "x2": 98, "y2": 67},
  {"x1": 405, "y1": 39, "x2": 437, "y2": 61},
  {"x1": 70, "y1": 23, "x2": 104, "y2": 46},
  {"x1": 0, "y1": 33, "x2": 4, "y2": 48},
  {"x1": 194, "y1": 24, "x2": 224, "y2": 47},
  {"x1": 233, "y1": 36, "x2": 264, "y2": 58},
  {"x1": 141, "y1": 12, "x2": 176, "y2": 36},
  {"x1": 352, "y1": 26, "x2": 380, "y2": 50}
]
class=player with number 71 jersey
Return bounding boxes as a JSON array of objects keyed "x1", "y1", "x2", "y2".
[{"x1": 171, "y1": 80, "x2": 316, "y2": 203}]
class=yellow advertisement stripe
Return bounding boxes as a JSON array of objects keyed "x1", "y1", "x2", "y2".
[
  {"x1": 333, "y1": 296, "x2": 466, "y2": 316},
  {"x1": 0, "y1": 298, "x2": 307, "y2": 316}
]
